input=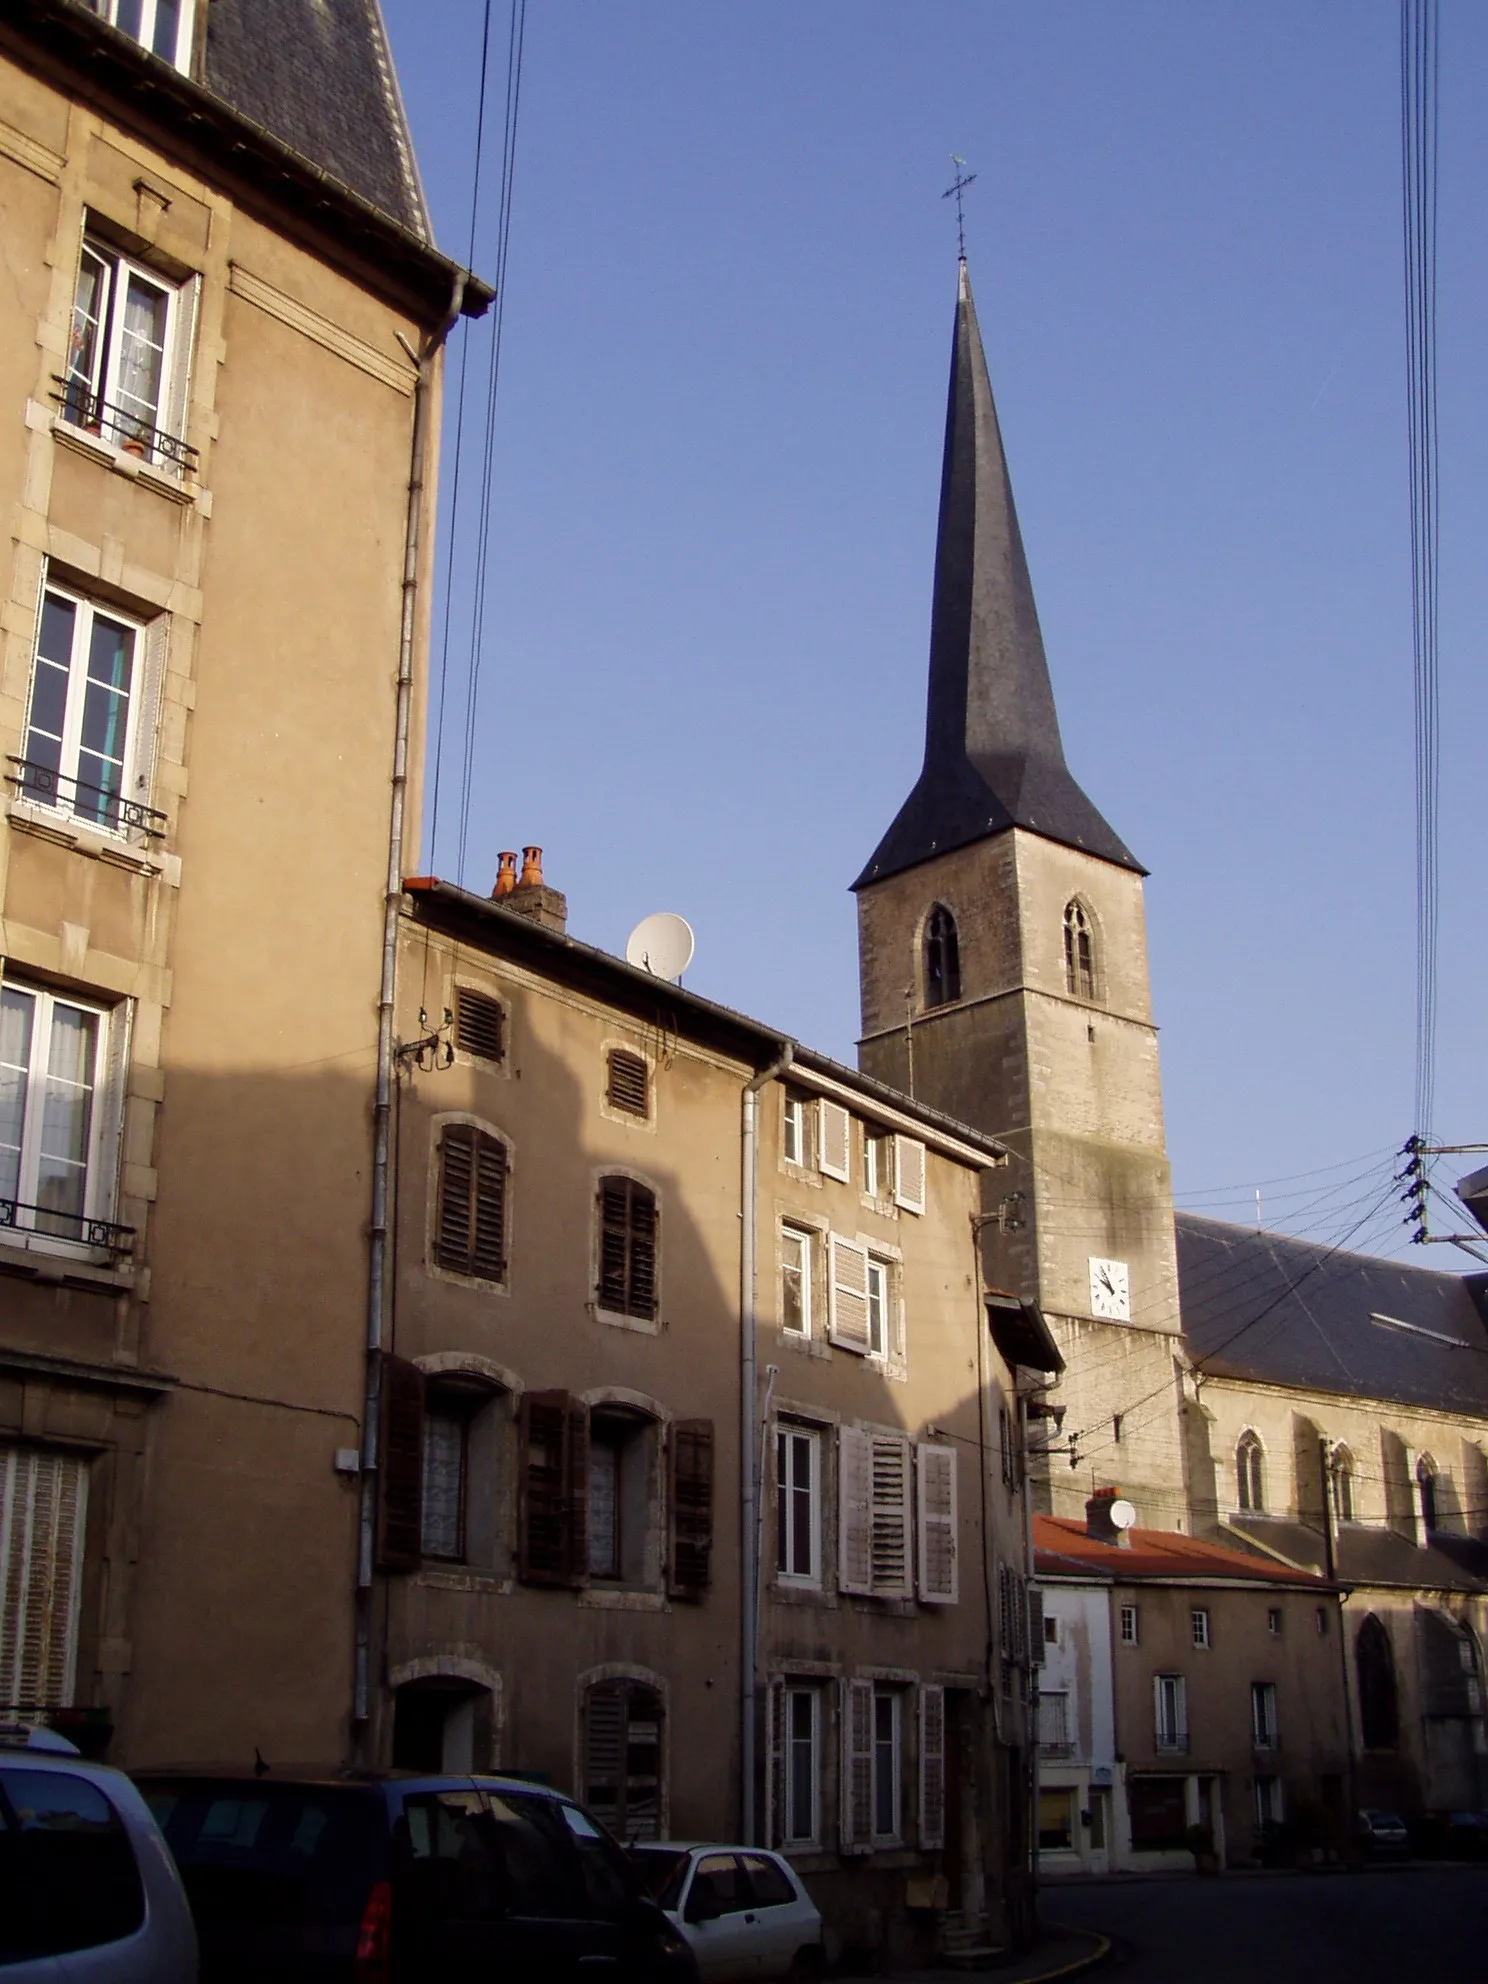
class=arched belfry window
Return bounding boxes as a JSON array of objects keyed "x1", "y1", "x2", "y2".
[
  {"x1": 1236, "y1": 1431, "x2": 1265, "y2": 1513},
  {"x1": 1417, "y1": 1456, "x2": 1439, "y2": 1534},
  {"x1": 923, "y1": 905, "x2": 961, "y2": 1009},
  {"x1": 1064, "y1": 900, "x2": 1096, "y2": 1001},
  {"x1": 1332, "y1": 1447, "x2": 1355, "y2": 1524},
  {"x1": 1356, "y1": 1614, "x2": 1399, "y2": 1749}
]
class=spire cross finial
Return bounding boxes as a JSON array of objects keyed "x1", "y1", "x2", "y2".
[{"x1": 942, "y1": 155, "x2": 977, "y2": 260}]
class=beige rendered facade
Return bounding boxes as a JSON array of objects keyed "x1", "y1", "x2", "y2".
[
  {"x1": 0, "y1": 2, "x2": 486, "y2": 1763},
  {"x1": 380, "y1": 874, "x2": 1047, "y2": 1963}
]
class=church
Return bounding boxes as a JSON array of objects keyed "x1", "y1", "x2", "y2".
[{"x1": 853, "y1": 254, "x2": 1488, "y2": 1835}]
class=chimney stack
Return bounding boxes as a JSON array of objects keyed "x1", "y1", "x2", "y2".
[
  {"x1": 504, "y1": 844, "x2": 567, "y2": 935},
  {"x1": 1086, "y1": 1487, "x2": 1121, "y2": 1545}
]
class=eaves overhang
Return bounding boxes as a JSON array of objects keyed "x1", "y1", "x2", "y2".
[{"x1": 1, "y1": 0, "x2": 494, "y2": 327}]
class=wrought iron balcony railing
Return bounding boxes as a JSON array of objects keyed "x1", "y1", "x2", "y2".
[
  {"x1": 0, "y1": 1196, "x2": 135, "y2": 1258},
  {"x1": 8, "y1": 758, "x2": 167, "y2": 843},
  {"x1": 52, "y1": 375, "x2": 199, "y2": 476}
]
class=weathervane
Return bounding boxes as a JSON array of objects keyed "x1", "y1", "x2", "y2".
[{"x1": 942, "y1": 154, "x2": 976, "y2": 259}]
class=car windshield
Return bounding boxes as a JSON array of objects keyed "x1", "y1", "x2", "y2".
[
  {"x1": 138, "y1": 1778, "x2": 387, "y2": 1928},
  {"x1": 630, "y1": 1845, "x2": 690, "y2": 1908}
]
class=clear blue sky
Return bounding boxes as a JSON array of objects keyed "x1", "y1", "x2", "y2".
[{"x1": 382, "y1": 1, "x2": 1488, "y2": 1259}]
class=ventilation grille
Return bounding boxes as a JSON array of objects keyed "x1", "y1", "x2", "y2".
[
  {"x1": 607, "y1": 1049, "x2": 649, "y2": 1116},
  {"x1": 455, "y1": 987, "x2": 506, "y2": 1063}
]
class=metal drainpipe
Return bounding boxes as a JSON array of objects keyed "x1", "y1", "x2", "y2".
[
  {"x1": 353, "y1": 272, "x2": 467, "y2": 1749},
  {"x1": 740, "y1": 1042, "x2": 794, "y2": 1843}
]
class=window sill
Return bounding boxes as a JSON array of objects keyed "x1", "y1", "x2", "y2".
[
  {"x1": 51, "y1": 414, "x2": 202, "y2": 507},
  {"x1": 780, "y1": 1332, "x2": 832, "y2": 1360},
  {"x1": 578, "y1": 1587, "x2": 668, "y2": 1612},
  {"x1": 859, "y1": 1194, "x2": 899, "y2": 1221},
  {"x1": 771, "y1": 1580, "x2": 832, "y2": 1608},
  {"x1": 592, "y1": 1304, "x2": 661, "y2": 1337},
  {"x1": 0, "y1": 1229, "x2": 135, "y2": 1291},
  {"x1": 5, "y1": 795, "x2": 175, "y2": 878},
  {"x1": 416, "y1": 1567, "x2": 511, "y2": 1596},
  {"x1": 425, "y1": 1260, "x2": 510, "y2": 1298}
]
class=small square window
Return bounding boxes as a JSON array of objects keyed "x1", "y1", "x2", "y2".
[
  {"x1": 455, "y1": 987, "x2": 505, "y2": 1063},
  {"x1": 606, "y1": 1048, "x2": 649, "y2": 1117},
  {"x1": 1316, "y1": 1606, "x2": 1330, "y2": 1638},
  {"x1": 1191, "y1": 1608, "x2": 1211, "y2": 1650},
  {"x1": 1120, "y1": 1604, "x2": 1139, "y2": 1645},
  {"x1": 1267, "y1": 1607, "x2": 1282, "y2": 1638},
  {"x1": 1044, "y1": 1614, "x2": 1059, "y2": 1645}
]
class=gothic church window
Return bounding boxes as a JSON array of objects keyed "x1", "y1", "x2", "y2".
[
  {"x1": 1417, "y1": 1456, "x2": 1439, "y2": 1533},
  {"x1": 1236, "y1": 1431, "x2": 1265, "y2": 1513},
  {"x1": 1063, "y1": 900, "x2": 1096, "y2": 1001},
  {"x1": 1332, "y1": 1448, "x2": 1355, "y2": 1523},
  {"x1": 923, "y1": 906, "x2": 960, "y2": 1008},
  {"x1": 1356, "y1": 1614, "x2": 1399, "y2": 1749}
]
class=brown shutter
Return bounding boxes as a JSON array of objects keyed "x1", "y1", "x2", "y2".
[
  {"x1": 471, "y1": 1137, "x2": 507, "y2": 1280},
  {"x1": 377, "y1": 1356, "x2": 425, "y2": 1572},
  {"x1": 606, "y1": 1048, "x2": 649, "y2": 1116},
  {"x1": 519, "y1": 1390, "x2": 574, "y2": 1586},
  {"x1": 628, "y1": 1186, "x2": 657, "y2": 1319},
  {"x1": 568, "y1": 1397, "x2": 590, "y2": 1587},
  {"x1": 455, "y1": 987, "x2": 506, "y2": 1062},
  {"x1": 668, "y1": 1419, "x2": 714, "y2": 1598},
  {"x1": 583, "y1": 1679, "x2": 627, "y2": 1827},
  {"x1": 437, "y1": 1126, "x2": 507, "y2": 1281},
  {"x1": 598, "y1": 1179, "x2": 630, "y2": 1311}
]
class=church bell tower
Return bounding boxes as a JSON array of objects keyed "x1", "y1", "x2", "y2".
[{"x1": 854, "y1": 262, "x2": 1185, "y2": 1522}]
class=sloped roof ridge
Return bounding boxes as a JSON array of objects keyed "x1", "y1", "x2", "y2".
[{"x1": 1176, "y1": 1208, "x2": 1476, "y2": 1294}]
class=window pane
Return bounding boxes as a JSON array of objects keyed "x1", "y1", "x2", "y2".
[
  {"x1": 115, "y1": 0, "x2": 145, "y2": 35},
  {"x1": 866, "y1": 1262, "x2": 886, "y2": 1356},
  {"x1": 37, "y1": 1002, "x2": 98, "y2": 1229},
  {"x1": 67, "y1": 250, "x2": 109, "y2": 409},
  {"x1": 872, "y1": 1694, "x2": 896, "y2": 1836},
  {"x1": 76, "y1": 616, "x2": 135, "y2": 820},
  {"x1": 26, "y1": 596, "x2": 77, "y2": 783},
  {"x1": 0, "y1": 1766, "x2": 144, "y2": 1962},
  {"x1": 115, "y1": 273, "x2": 169, "y2": 431},
  {"x1": 420, "y1": 1410, "x2": 464, "y2": 1559},
  {"x1": 151, "y1": 0, "x2": 182, "y2": 59},
  {"x1": 781, "y1": 1230, "x2": 806, "y2": 1334},
  {"x1": 741, "y1": 1852, "x2": 794, "y2": 1906},
  {"x1": 0, "y1": 988, "x2": 36, "y2": 1203},
  {"x1": 588, "y1": 1440, "x2": 619, "y2": 1577},
  {"x1": 787, "y1": 1693, "x2": 814, "y2": 1841},
  {"x1": 790, "y1": 1435, "x2": 812, "y2": 1577}
]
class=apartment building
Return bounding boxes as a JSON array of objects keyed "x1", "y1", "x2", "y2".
[
  {"x1": 378, "y1": 868, "x2": 1055, "y2": 1963},
  {"x1": 0, "y1": 0, "x2": 486, "y2": 1761}
]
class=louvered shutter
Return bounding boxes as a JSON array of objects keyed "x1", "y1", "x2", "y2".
[
  {"x1": 1028, "y1": 1588, "x2": 1046, "y2": 1665},
  {"x1": 628, "y1": 1187, "x2": 658, "y2": 1319},
  {"x1": 668, "y1": 1419, "x2": 714, "y2": 1598},
  {"x1": 840, "y1": 1678, "x2": 874, "y2": 1851},
  {"x1": 519, "y1": 1390, "x2": 581, "y2": 1586},
  {"x1": 567, "y1": 1398, "x2": 589, "y2": 1585},
  {"x1": 818, "y1": 1101, "x2": 851, "y2": 1182},
  {"x1": 765, "y1": 1678, "x2": 785, "y2": 1848},
  {"x1": 598, "y1": 1178, "x2": 658, "y2": 1319},
  {"x1": 471, "y1": 1137, "x2": 507, "y2": 1279},
  {"x1": 93, "y1": 998, "x2": 133, "y2": 1233},
  {"x1": 584, "y1": 1679, "x2": 627, "y2": 1828},
  {"x1": 436, "y1": 1127, "x2": 507, "y2": 1281},
  {"x1": 869, "y1": 1436, "x2": 912, "y2": 1598},
  {"x1": 918, "y1": 1684, "x2": 946, "y2": 1850},
  {"x1": 997, "y1": 1564, "x2": 1014, "y2": 1661},
  {"x1": 455, "y1": 988, "x2": 506, "y2": 1063},
  {"x1": 0, "y1": 1446, "x2": 88, "y2": 1709},
  {"x1": 837, "y1": 1427, "x2": 873, "y2": 1595},
  {"x1": 376, "y1": 1356, "x2": 424, "y2": 1572},
  {"x1": 162, "y1": 272, "x2": 199, "y2": 464},
  {"x1": 916, "y1": 1443, "x2": 958, "y2": 1604},
  {"x1": 893, "y1": 1136, "x2": 927, "y2": 1214},
  {"x1": 829, "y1": 1235, "x2": 871, "y2": 1352},
  {"x1": 606, "y1": 1049, "x2": 649, "y2": 1116},
  {"x1": 128, "y1": 613, "x2": 169, "y2": 829}
]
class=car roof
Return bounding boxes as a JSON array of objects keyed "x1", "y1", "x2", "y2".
[
  {"x1": 131, "y1": 1765, "x2": 573, "y2": 1799},
  {"x1": 630, "y1": 1841, "x2": 785, "y2": 1856}
]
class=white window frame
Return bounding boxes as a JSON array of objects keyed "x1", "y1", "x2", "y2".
[
  {"x1": 1154, "y1": 1673, "x2": 1187, "y2": 1751},
  {"x1": 782, "y1": 1092, "x2": 809, "y2": 1168},
  {"x1": 22, "y1": 582, "x2": 154, "y2": 839},
  {"x1": 864, "y1": 1130, "x2": 892, "y2": 1201},
  {"x1": 782, "y1": 1685, "x2": 821, "y2": 1847},
  {"x1": 1191, "y1": 1607, "x2": 1211, "y2": 1650},
  {"x1": 1253, "y1": 1774, "x2": 1283, "y2": 1827},
  {"x1": 780, "y1": 1224, "x2": 813, "y2": 1338},
  {"x1": 870, "y1": 1687, "x2": 902, "y2": 1843},
  {"x1": 866, "y1": 1256, "x2": 889, "y2": 1359},
  {"x1": 1120, "y1": 1603, "x2": 1139, "y2": 1645},
  {"x1": 91, "y1": 0, "x2": 194, "y2": 72},
  {"x1": 0, "y1": 978, "x2": 124, "y2": 1253},
  {"x1": 64, "y1": 237, "x2": 193, "y2": 472},
  {"x1": 1251, "y1": 1681, "x2": 1278, "y2": 1749},
  {"x1": 776, "y1": 1423, "x2": 821, "y2": 1587}
]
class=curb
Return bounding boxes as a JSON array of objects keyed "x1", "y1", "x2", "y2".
[{"x1": 1015, "y1": 1926, "x2": 1113, "y2": 1982}]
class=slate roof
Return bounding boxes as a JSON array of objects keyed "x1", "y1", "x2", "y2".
[
  {"x1": 1177, "y1": 1213, "x2": 1488, "y2": 1417},
  {"x1": 1223, "y1": 1515, "x2": 1488, "y2": 1595},
  {"x1": 854, "y1": 262, "x2": 1140, "y2": 890},
  {"x1": 203, "y1": 0, "x2": 429, "y2": 239},
  {"x1": 1034, "y1": 1515, "x2": 1330, "y2": 1587}
]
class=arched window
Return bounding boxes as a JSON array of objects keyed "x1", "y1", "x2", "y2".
[
  {"x1": 582, "y1": 1676, "x2": 665, "y2": 1841},
  {"x1": 1356, "y1": 1614, "x2": 1399, "y2": 1750},
  {"x1": 1417, "y1": 1456, "x2": 1439, "y2": 1533},
  {"x1": 1332, "y1": 1448, "x2": 1355, "y2": 1524},
  {"x1": 1063, "y1": 900, "x2": 1096, "y2": 1000},
  {"x1": 923, "y1": 905, "x2": 961, "y2": 1008},
  {"x1": 1236, "y1": 1432, "x2": 1265, "y2": 1513}
]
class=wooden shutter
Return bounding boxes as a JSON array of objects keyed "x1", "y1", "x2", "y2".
[
  {"x1": 162, "y1": 271, "x2": 199, "y2": 459},
  {"x1": 668, "y1": 1419, "x2": 714, "y2": 1598},
  {"x1": 94, "y1": 997, "x2": 133, "y2": 1235},
  {"x1": 436, "y1": 1125, "x2": 507, "y2": 1281},
  {"x1": 519, "y1": 1389, "x2": 587, "y2": 1586},
  {"x1": 128, "y1": 613, "x2": 169, "y2": 826},
  {"x1": 1028, "y1": 1587, "x2": 1046, "y2": 1665},
  {"x1": 377, "y1": 1356, "x2": 425, "y2": 1572},
  {"x1": 455, "y1": 987, "x2": 505, "y2": 1063},
  {"x1": 828, "y1": 1235, "x2": 871, "y2": 1352},
  {"x1": 606, "y1": 1048, "x2": 649, "y2": 1116},
  {"x1": 893, "y1": 1136, "x2": 927, "y2": 1214},
  {"x1": 916, "y1": 1442, "x2": 958, "y2": 1604},
  {"x1": 837, "y1": 1427, "x2": 873, "y2": 1595},
  {"x1": 628, "y1": 1187, "x2": 658, "y2": 1319},
  {"x1": 598, "y1": 1178, "x2": 658, "y2": 1319},
  {"x1": 918, "y1": 1684, "x2": 946, "y2": 1850},
  {"x1": 818, "y1": 1100, "x2": 851, "y2": 1182},
  {"x1": 840, "y1": 1678, "x2": 874, "y2": 1851},
  {"x1": 584, "y1": 1679, "x2": 626, "y2": 1827},
  {"x1": 765, "y1": 1677, "x2": 785, "y2": 1848},
  {"x1": 0, "y1": 1445, "x2": 88, "y2": 1709},
  {"x1": 869, "y1": 1436, "x2": 912, "y2": 1598}
]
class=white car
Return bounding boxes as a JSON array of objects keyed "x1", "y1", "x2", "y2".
[
  {"x1": 0, "y1": 1722, "x2": 197, "y2": 1982},
  {"x1": 629, "y1": 1842, "x2": 824, "y2": 1982}
]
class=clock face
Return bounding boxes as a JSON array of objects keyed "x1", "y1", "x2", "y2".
[{"x1": 1089, "y1": 1257, "x2": 1131, "y2": 1321}]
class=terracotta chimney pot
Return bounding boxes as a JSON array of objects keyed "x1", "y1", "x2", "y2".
[
  {"x1": 518, "y1": 846, "x2": 544, "y2": 889},
  {"x1": 493, "y1": 851, "x2": 518, "y2": 899}
]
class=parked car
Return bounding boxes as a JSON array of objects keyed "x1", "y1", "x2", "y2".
[
  {"x1": 133, "y1": 1766, "x2": 697, "y2": 1983},
  {"x1": 1355, "y1": 1809, "x2": 1411, "y2": 1858},
  {"x1": 628, "y1": 1842, "x2": 824, "y2": 1981},
  {"x1": 0, "y1": 1720, "x2": 197, "y2": 1982}
]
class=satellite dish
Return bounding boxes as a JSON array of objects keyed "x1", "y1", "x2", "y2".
[
  {"x1": 625, "y1": 912, "x2": 694, "y2": 984},
  {"x1": 1108, "y1": 1498, "x2": 1137, "y2": 1531}
]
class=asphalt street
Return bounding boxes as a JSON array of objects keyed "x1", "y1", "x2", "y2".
[{"x1": 1043, "y1": 1866, "x2": 1488, "y2": 1983}]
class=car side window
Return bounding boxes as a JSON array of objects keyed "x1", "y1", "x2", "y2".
[
  {"x1": 689, "y1": 1852, "x2": 749, "y2": 1916},
  {"x1": 399, "y1": 1791, "x2": 507, "y2": 1922},
  {"x1": 555, "y1": 1799, "x2": 639, "y2": 1914},
  {"x1": 0, "y1": 1766, "x2": 145, "y2": 1962},
  {"x1": 740, "y1": 1851, "x2": 795, "y2": 1907},
  {"x1": 481, "y1": 1792, "x2": 578, "y2": 1917}
]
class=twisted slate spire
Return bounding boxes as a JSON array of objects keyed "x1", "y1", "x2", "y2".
[{"x1": 854, "y1": 262, "x2": 1140, "y2": 889}]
